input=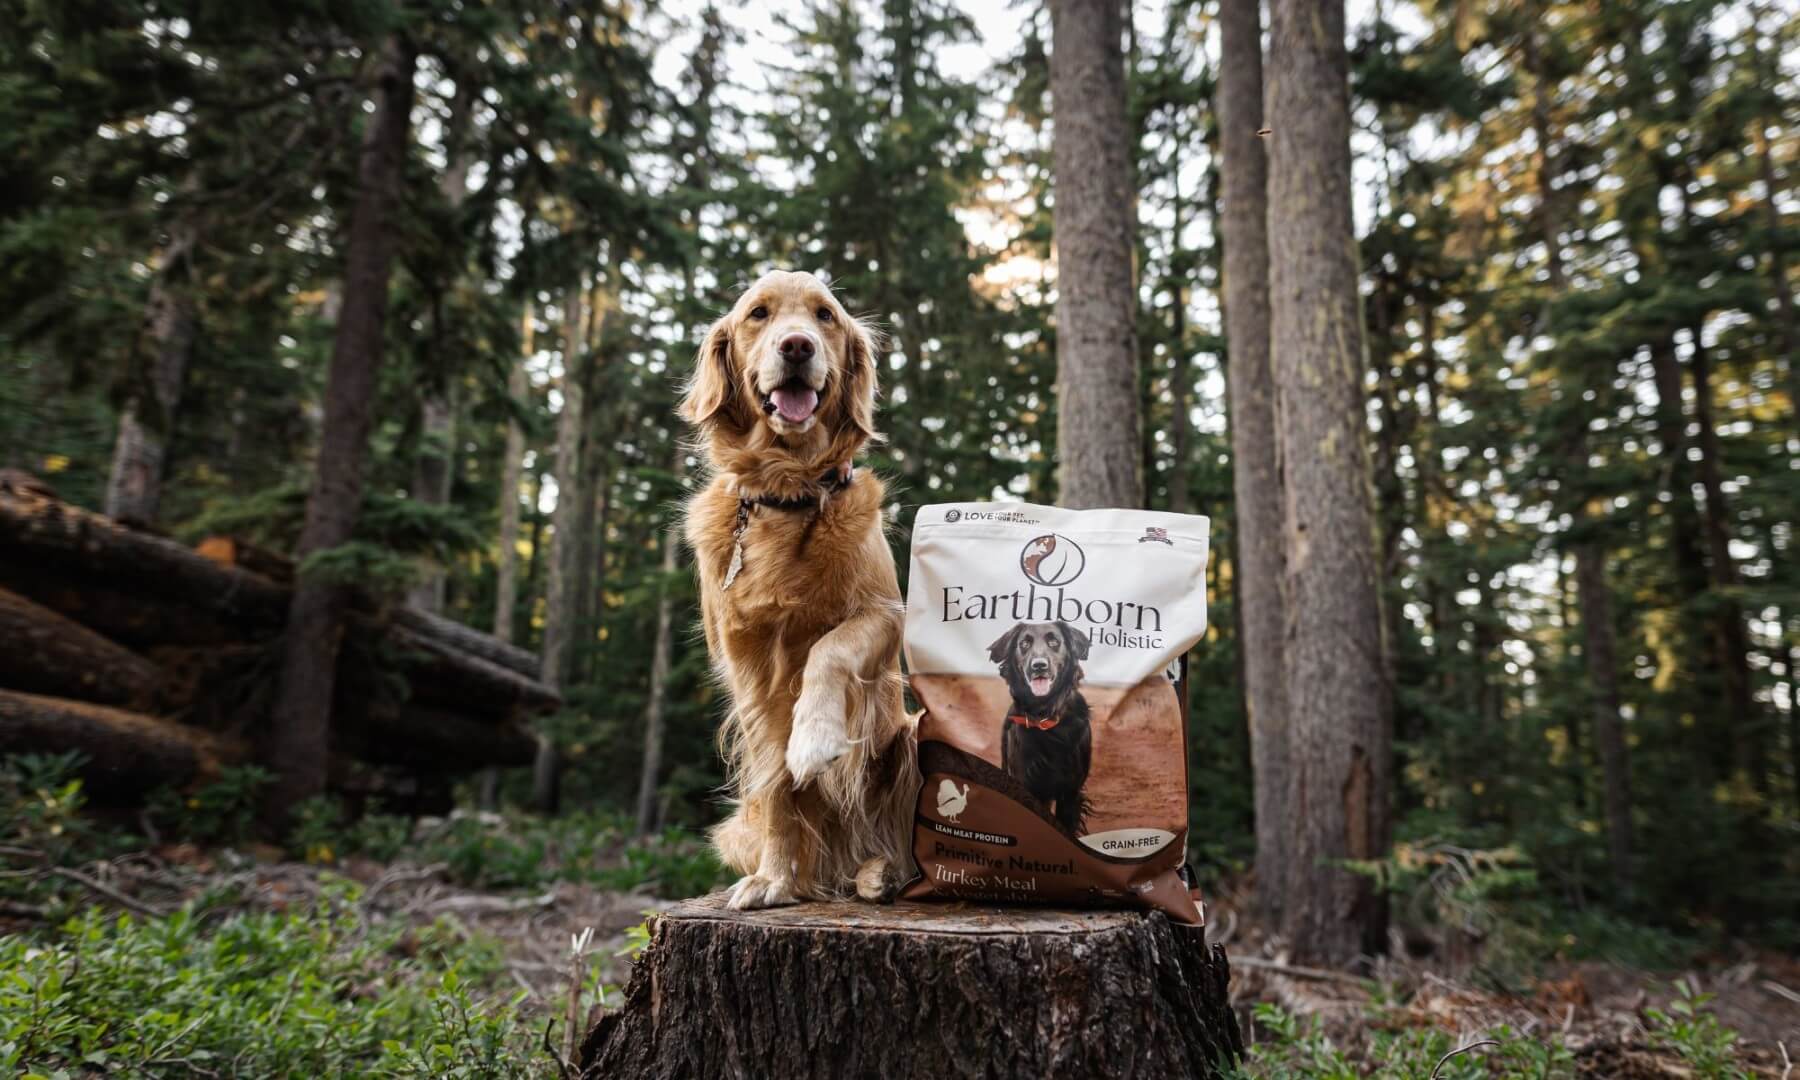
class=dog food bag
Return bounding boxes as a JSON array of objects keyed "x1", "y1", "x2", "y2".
[{"x1": 901, "y1": 502, "x2": 1210, "y2": 923}]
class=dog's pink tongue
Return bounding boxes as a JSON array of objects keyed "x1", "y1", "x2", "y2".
[
  {"x1": 770, "y1": 386, "x2": 819, "y2": 423},
  {"x1": 1029, "y1": 676, "x2": 1052, "y2": 697}
]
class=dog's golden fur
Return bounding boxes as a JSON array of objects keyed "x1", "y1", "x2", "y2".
[{"x1": 680, "y1": 270, "x2": 915, "y2": 910}]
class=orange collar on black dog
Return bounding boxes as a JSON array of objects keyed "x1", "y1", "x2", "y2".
[{"x1": 1007, "y1": 712, "x2": 1061, "y2": 731}]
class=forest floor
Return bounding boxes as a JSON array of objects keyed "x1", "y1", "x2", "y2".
[
  {"x1": 4, "y1": 815, "x2": 1795, "y2": 1077},
  {"x1": 1206, "y1": 877, "x2": 1798, "y2": 1078}
]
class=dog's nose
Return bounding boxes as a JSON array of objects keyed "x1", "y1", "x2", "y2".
[
  {"x1": 1028, "y1": 659, "x2": 1050, "y2": 676},
  {"x1": 779, "y1": 333, "x2": 815, "y2": 366}
]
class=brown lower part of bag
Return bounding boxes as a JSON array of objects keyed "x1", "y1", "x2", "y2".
[{"x1": 903, "y1": 740, "x2": 1200, "y2": 924}]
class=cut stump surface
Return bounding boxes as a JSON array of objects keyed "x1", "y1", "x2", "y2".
[{"x1": 578, "y1": 892, "x2": 1242, "y2": 1079}]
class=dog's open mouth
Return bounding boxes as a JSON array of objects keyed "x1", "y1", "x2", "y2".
[
  {"x1": 1028, "y1": 675, "x2": 1053, "y2": 697},
  {"x1": 762, "y1": 380, "x2": 820, "y2": 424}
]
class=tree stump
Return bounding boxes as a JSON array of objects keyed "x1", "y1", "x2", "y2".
[{"x1": 578, "y1": 893, "x2": 1242, "y2": 1079}]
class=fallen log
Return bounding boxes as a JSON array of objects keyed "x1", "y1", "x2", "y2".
[
  {"x1": 0, "y1": 688, "x2": 244, "y2": 797},
  {"x1": 0, "y1": 565, "x2": 249, "y2": 648},
  {"x1": 578, "y1": 894, "x2": 1243, "y2": 1079},
  {"x1": 0, "y1": 586, "x2": 161, "y2": 707},
  {"x1": 394, "y1": 606, "x2": 538, "y2": 678},
  {"x1": 198, "y1": 533, "x2": 542, "y2": 679},
  {"x1": 0, "y1": 487, "x2": 289, "y2": 626},
  {"x1": 0, "y1": 488, "x2": 559, "y2": 713},
  {"x1": 391, "y1": 626, "x2": 561, "y2": 715}
]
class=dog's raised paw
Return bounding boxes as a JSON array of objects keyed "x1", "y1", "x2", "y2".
[
  {"x1": 786, "y1": 694, "x2": 851, "y2": 786},
  {"x1": 726, "y1": 873, "x2": 798, "y2": 910}
]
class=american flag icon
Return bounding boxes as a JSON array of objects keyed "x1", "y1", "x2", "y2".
[{"x1": 1139, "y1": 526, "x2": 1173, "y2": 545}]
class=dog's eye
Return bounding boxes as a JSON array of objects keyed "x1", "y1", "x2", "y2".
[
  {"x1": 1020, "y1": 635, "x2": 1032, "y2": 649},
  {"x1": 1047, "y1": 636, "x2": 1060, "y2": 650},
  {"x1": 816, "y1": 306, "x2": 833, "y2": 323},
  {"x1": 749, "y1": 305, "x2": 768, "y2": 320}
]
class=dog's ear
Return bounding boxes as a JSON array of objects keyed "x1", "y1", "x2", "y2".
[
  {"x1": 987, "y1": 623, "x2": 1023, "y2": 668},
  {"x1": 840, "y1": 316, "x2": 881, "y2": 440},
  {"x1": 678, "y1": 317, "x2": 735, "y2": 425},
  {"x1": 1058, "y1": 622, "x2": 1091, "y2": 660}
]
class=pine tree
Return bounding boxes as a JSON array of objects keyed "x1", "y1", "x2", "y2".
[
  {"x1": 1267, "y1": 0, "x2": 1392, "y2": 966},
  {"x1": 1048, "y1": 0, "x2": 1142, "y2": 508}
]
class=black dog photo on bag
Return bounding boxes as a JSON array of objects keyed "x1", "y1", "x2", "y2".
[
  {"x1": 901, "y1": 503, "x2": 1211, "y2": 923},
  {"x1": 989, "y1": 620, "x2": 1092, "y2": 835}
]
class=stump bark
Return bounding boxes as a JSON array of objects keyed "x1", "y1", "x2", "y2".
[{"x1": 578, "y1": 894, "x2": 1242, "y2": 1080}]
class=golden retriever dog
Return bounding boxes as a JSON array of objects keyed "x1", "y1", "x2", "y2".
[{"x1": 680, "y1": 270, "x2": 915, "y2": 910}]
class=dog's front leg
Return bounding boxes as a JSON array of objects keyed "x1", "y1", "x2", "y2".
[
  {"x1": 787, "y1": 605, "x2": 900, "y2": 786},
  {"x1": 726, "y1": 786, "x2": 800, "y2": 910}
]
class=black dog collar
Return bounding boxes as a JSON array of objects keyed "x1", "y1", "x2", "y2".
[
  {"x1": 738, "y1": 463, "x2": 854, "y2": 513},
  {"x1": 722, "y1": 464, "x2": 854, "y2": 591}
]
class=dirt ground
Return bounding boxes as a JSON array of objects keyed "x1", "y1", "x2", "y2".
[{"x1": 1204, "y1": 877, "x2": 1800, "y2": 1077}]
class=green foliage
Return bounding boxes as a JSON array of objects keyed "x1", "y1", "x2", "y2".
[
  {"x1": 1645, "y1": 983, "x2": 1749, "y2": 1080},
  {"x1": 594, "y1": 828, "x2": 728, "y2": 899},
  {"x1": 296, "y1": 809, "x2": 727, "y2": 899},
  {"x1": 1346, "y1": 837, "x2": 1695, "y2": 981},
  {"x1": 0, "y1": 903, "x2": 548, "y2": 1078},
  {"x1": 1234, "y1": 1004, "x2": 1576, "y2": 1080},
  {"x1": 144, "y1": 765, "x2": 271, "y2": 848},
  {"x1": 0, "y1": 753, "x2": 117, "y2": 865}
]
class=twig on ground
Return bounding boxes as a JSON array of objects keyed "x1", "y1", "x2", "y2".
[
  {"x1": 1761, "y1": 980, "x2": 1800, "y2": 1007},
  {"x1": 1230, "y1": 955, "x2": 1372, "y2": 986},
  {"x1": 359, "y1": 861, "x2": 448, "y2": 907},
  {"x1": 47, "y1": 865, "x2": 167, "y2": 917},
  {"x1": 429, "y1": 890, "x2": 556, "y2": 916},
  {"x1": 1776, "y1": 1040, "x2": 1791, "y2": 1080},
  {"x1": 542, "y1": 1017, "x2": 577, "y2": 1080},
  {"x1": 1430, "y1": 1039, "x2": 1499, "y2": 1079}
]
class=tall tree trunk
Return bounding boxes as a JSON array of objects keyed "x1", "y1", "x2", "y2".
[
  {"x1": 1687, "y1": 331, "x2": 1763, "y2": 787},
  {"x1": 405, "y1": 389, "x2": 456, "y2": 612},
  {"x1": 1217, "y1": 0, "x2": 1290, "y2": 924},
  {"x1": 1528, "y1": 23, "x2": 1633, "y2": 885},
  {"x1": 1648, "y1": 339, "x2": 1712, "y2": 613},
  {"x1": 405, "y1": 82, "x2": 477, "y2": 614},
  {"x1": 1048, "y1": 0, "x2": 1142, "y2": 509},
  {"x1": 570, "y1": 291, "x2": 610, "y2": 685},
  {"x1": 1266, "y1": 0, "x2": 1391, "y2": 967},
  {"x1": 482, "y1": 311, "x2": 533, "y2": 811},
  {"x1": 533, "y1": 284, "x2": 587, "y2": 814},
  {"x1": 1787, "y1": 608, "x2": 1800, "y2": 815},
  {"x1": 1748, "y1": 13, "x2": 1800, "y2": 430},
  {"x1": 263, "y1": 35, "x2": 415, "y2": 823},
  {"x1": 1575, "y1": 541, "x2": 1633, "y2": 885},
  {"x1": 105, "y1": 219, "x2": 198, "y2": 524},
  {"x1": 635, "y1": 471, "x2": 681, "y2": 835},
  {"x1": 493, "y1": 309, "x2": 533, "y2": 645},
  {"x1": 1167, "y1": 286, "x2": 1190, "y2": 515}
]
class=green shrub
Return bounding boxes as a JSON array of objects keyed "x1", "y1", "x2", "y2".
[
  {"x1": 1646, "y1": 982, "x2": 1748, "y2": 1080},
  {"x1": 596, "y1": 828, "x2": 727, "y2": 898},
  {"x1": 1235, "y1": 1004, "x2": 1579, "y2": 1079},
  {"x1": 144, "y1": 764, "x2": 272, "y2": 847},
  {"x1": 0, "y1": 899, "x2": 551, "y2": 1078}
]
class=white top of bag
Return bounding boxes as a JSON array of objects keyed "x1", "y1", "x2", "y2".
[{"x1": 905, "y1": 501, "x2": 1211, "y2": 688}]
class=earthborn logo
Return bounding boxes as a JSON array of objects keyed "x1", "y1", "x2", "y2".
[
  {"x1": 944, "y1": 509, "x2": 961, "y2": 523},
  {"x1": 1020, "y1": 534, "x2": 1085, "y2": 587}
]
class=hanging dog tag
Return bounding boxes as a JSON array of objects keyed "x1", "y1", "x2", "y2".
[
  {"x1": 722, "y1": 502, "x2": 751, "y2": 591},
  {"x1": 723, "y1": 538, "x2": 745, "y2": 591}
]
